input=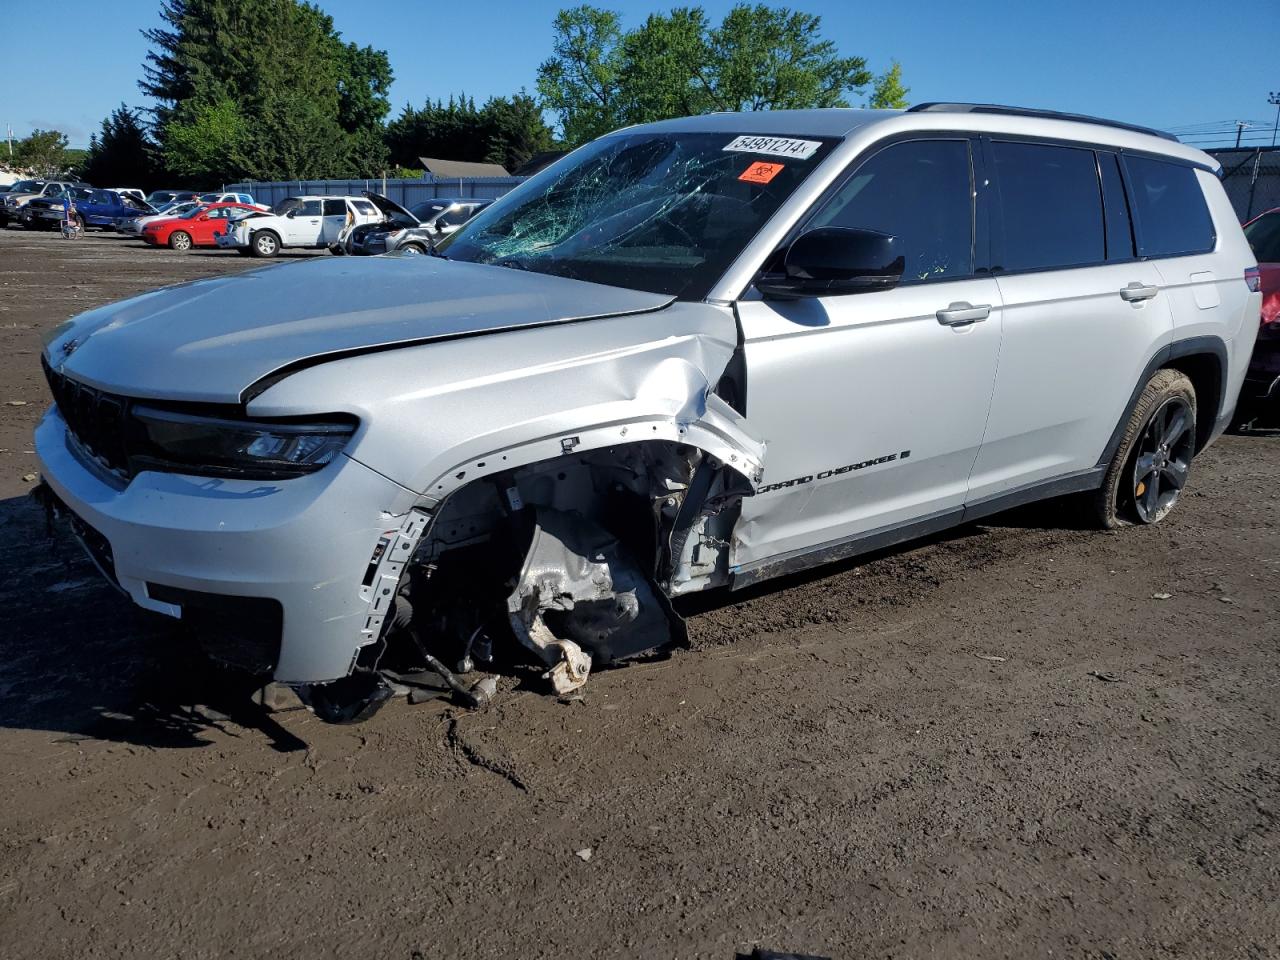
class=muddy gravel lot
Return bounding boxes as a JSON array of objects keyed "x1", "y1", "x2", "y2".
[{"x1": 1, "y1": 227, "x2": 1278, "y2": 959}]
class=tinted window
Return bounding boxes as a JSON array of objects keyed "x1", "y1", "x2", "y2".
[
  {"x1": 352, "y1": 200, "x2": 378, "y2": 216},
  {"x1": 810, "y1": 139, "x2": 973, "y2": 283},
  {"x1": 411, "y1": 202, "x2": 447, "y2": 221},
  {"x1": 299, "y1": 200, "x2": 322, "y2": 216},
  {"x1": 1244, "y1": 211, "x2": 1280, "y2": 264},
  {"x1": 435, "y1": 205, "x2": 469, "y2": 227},
  {"x1": 993, "y1": 141, "x2": 1104, "y2": 272},
  {"x1": 323, "y1": 199, "x2": 346, "y2": 216},
  {"x1": 1125, "y1": 155, "x2": 1215, "y2": 257},
  {"x1": 1098, "y1": 153, "x2": 1134, "y2": 261}
]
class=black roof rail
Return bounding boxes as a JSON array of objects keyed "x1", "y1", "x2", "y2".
[{"x1": 907, "y1": 102, "x2": 1179, "y2": 143}]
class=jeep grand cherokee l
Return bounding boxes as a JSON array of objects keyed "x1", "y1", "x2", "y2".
[{"x1": 35, "y1": 104, "x2": 1260, "y2": 718}]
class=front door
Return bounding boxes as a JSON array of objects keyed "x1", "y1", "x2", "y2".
[
  {"x1": 733, "y1": 138, "x2": 1003, "y2": 571},
  {"x1": 285, "y1": 199, "x2": 324, "y2": 245}
]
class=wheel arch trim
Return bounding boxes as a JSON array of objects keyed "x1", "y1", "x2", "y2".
[{"x1": 1096, "y1": 335, "x2": 1228, "y2": 467}]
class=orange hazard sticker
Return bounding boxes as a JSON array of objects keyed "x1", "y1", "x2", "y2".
[{"x1": 738, "y1": 161, "x2": 785, "y2": 184}]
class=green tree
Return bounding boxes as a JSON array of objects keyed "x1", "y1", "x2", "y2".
[
  {"x1": 615, "y1": 8, "x2": 711, "y2": 124},
  {"x1": 538, "y1": 4, "x2": 879, "y2": 146},
  {"x1": 703, "y1": 5, "x2": 870, "y2": 112},
  {"x1": 868, "y1": 60, "x2": 909, "y2": 110},
  {"x1": 83, "y1": 105, "x2": 160, "y2": 188},
  {"x1": 384, "y1": 93, "x2": 554, "y2": 173},
  {"x1": 13, "y1": 129, "x2": 70, "y2": 177},
  {"x1": 480, "y1": 93, "x2": 557, "y2": 170},
  {"x1": 536, "y1": 6, "x2": 625, "y2": 146},
  {"x1": 141, "y1": 0, "x2": 394, "y2": 183}
]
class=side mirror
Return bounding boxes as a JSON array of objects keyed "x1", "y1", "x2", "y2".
[
  {"x1": 285, "y1": 208, "x2": 296, "y2": 218},
  {"x1": 757, "y1": 227, "x2": 904, "y2": 299},
  {"x1": 197, "y1": 213, "x2": 209, "y2": 221}
]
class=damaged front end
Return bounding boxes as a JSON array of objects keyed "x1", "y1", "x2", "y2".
[{"x1": 330, "y1": 421, "x2": 760, "y2": 717}]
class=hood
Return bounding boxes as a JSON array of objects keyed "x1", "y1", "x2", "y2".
[
  {"x1": 365, "y1": 191, "x2": 418, "y2": 226},
  {"x1": 45, "y1": 255, "x2": 674, "y2": 404}
]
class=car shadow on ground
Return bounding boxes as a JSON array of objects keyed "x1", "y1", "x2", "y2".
[{"x1": 0, "y1": 495, "x2": 307, "y2": 753}]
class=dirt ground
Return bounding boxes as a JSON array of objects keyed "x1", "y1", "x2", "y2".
[{"x1": 1, "y1": 227, "x2": 1278, "y2": 960}]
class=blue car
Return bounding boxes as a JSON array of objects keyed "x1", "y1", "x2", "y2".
[{"x1": 22, "y1": 188, "x2": 154, "y2": 230}]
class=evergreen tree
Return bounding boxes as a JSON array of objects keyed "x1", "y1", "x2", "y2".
[
  {"x1": 868, "y1": 61, "x2": 910, "y2": 110},
  {"x1": 83, "y1": 105, "x2": 160, "y2": 188},
  {"x1": 141, "y1": 0, "x2": 393, "y2": 182}
]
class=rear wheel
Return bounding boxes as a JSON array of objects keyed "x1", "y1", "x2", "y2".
[
  {"x1": 251, "y1": 231, "x2": 280, "y2": 258},
  {"x1": 168, "y1": 230, "x2": 192, "y2": 251},
  {"x1": 1092, "y1": 369, "x2": 1196, "y2": 528},
  {"x1": 400, "y1": 242, "x2": 428, "y2": 255}
]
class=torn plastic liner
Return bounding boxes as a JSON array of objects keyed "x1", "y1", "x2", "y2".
[{"x1": 507, "y1": 507, "x2": 682, "y2": 694}]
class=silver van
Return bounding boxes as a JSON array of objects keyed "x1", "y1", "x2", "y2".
[{"x1": 36, "y1": 104, "x2": 1261, "y2": 718}]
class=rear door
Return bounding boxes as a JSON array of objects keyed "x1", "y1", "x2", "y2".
[
  {"x1": 733, "y1": 137, "x2": 1004, "y2": 569},
  {"x1": 1124, "y1": 156, "x2": 1252, "y2": 412},
  {"x1": 321, "y1": 199, "x2": 349, "y2": 244},
  {"x1": 965, "y1": 141, "x2": 1173, "y2": 506}
]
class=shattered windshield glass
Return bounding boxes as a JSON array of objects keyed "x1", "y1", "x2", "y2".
[{"x1": 438, "y1": 132, "x2": 835, "y2": 299}]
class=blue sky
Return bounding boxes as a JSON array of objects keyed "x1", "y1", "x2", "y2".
[{"x1": 2, "y1": 0, "x2": 1275, "y2": 151}]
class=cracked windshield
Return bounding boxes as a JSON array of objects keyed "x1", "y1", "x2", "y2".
[{"x1": 438, "y1": 132, "x2": 835, "y2": 299}]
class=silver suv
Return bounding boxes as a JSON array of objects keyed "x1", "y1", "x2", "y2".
[{"x1": 35, "y1": 104, "x2": 1261, "y2": 718}]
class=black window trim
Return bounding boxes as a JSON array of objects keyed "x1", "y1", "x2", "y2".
[
  {"x1": 1096, "y1": 150, "x2": 1137, "y2": 263},
  {"x1": 981, "y1": 132, "x2": 1217, "y2": 278},
  {"x1": 1118, "y1": 152, "x2": 1218, "y2": 260},
  {"x1": 757, "y1": 132, "x2": 986, "y2": 293}
]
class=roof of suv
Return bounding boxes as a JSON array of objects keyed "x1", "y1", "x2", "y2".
[{"x1": 628, "y1": 104, "x2": 1218, "y2": 172}]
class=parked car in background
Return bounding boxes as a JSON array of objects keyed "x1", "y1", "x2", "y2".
[
  {"x1": 344, "y1": 194, "x2": 492, "y2": 255},
  {"x1": 0, "y1": 179, "x2": 84, "y2": 226},
  {"x1": 199, "y1": 191, "x2": 260, "y2": 206},
  {"x1": 22, "y1": 188, "x2": 154, "y2": 230},
  {"x1": 1234, "y1": 208, "x2": 1280, "y2": 427},
  {"x1": 142, "y1": 202, "x2": 260, "y2": 250},
  {"x1": 216, "y1": 195, "x2": 382, "y2": 257},
  {"x1": 145, "y1": 190, "x2": 200, "y2": 208},
  {"x1": 35, "y1": 104, "x2": 1258, "y2": 719},
  {"x1": 116, "y1": 200, "x2": 201, "y2": 236}
]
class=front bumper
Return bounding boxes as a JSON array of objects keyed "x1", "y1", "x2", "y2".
[{"x1": 35, "y1": 407, "x2": 420, "y2": 683}]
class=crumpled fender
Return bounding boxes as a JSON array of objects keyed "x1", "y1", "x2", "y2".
[{"x1": 248, "y1": 301, "x2": 766, "y2": 505}]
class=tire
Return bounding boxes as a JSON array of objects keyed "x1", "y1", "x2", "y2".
[
  {"x1": 250, "y1": 231, "x2": 280, "y2": 258},
  {"x1": 400, "y1": 242, "x2": 427, "y2": 255},
  {"x1": 1092, "y1": 369, "x2": 1197, "y2": 529},
  {"x1": 168, "y1": 230, "x2": 192, "y2": 251}
]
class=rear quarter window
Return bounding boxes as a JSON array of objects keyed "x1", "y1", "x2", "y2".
[{"x1": 1124, "y1": 155, "x2": 1215, "y2": 258}]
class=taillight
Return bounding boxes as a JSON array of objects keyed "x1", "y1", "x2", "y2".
[{"x1": 1245, "y1": 266, "x2": 1262, "y2": 293}]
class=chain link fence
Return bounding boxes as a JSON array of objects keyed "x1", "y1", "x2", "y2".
[{"x1": 1209, "y1": 147, "x2": 1280, "y2": 223}]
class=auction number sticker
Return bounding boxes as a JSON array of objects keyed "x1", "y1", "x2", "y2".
[{"x1": 723, "y1": 135, "x2": 821, "y2": 160}]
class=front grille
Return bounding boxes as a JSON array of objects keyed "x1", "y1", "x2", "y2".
[{"x1": 43, "y1": 357, "x2": 131, "y2": 477}]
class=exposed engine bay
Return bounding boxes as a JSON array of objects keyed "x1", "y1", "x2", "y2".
[{"x1": 307, "y1": 442, "x2": 752, "y2": 721}]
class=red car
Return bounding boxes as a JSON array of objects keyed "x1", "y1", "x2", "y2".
[
  {"x1": 1236, "y1": 208, "x2": 1280, "y2": 426},
  {"x1": 141, "y1": 202, "x2": 259, "y2": 251}
]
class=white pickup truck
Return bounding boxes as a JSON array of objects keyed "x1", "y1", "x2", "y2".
[{"x1": 216, "y1": 195, "x2": 382, "y2": 257}]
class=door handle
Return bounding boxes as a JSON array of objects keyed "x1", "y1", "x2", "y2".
[
  {"x1": 936, "y1": 302, "x2": 991, "y2": 326},
  {"x1": 1119, "y1": 282, "x2": 1158, "y2": 302}
]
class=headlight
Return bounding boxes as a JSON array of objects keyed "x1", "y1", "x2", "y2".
[{"x1": 130, "y1": 406, "x2": 356, "y2": 479}]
